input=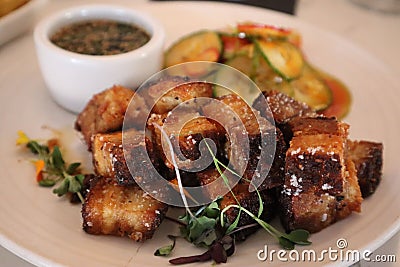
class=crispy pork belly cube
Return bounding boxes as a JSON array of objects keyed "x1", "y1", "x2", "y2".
[
  {"x1": 220, "y1": 182, "x2": 277, "y2": 240},
  {"x1": 91, "y1": 130, "x2": 159, "y2": 186},
  {"x1": 285, "y1": 134, "x2": 347, "y2": 197},
  {"x1": 140, "y1": 75, "x2": 189, "y2": 110},
  {"x1": 284, "y1": 116, "x2": 349, "y2": 144},
  {"x1": 91, "y1": 131, "x2": 124, "y2": 178},
  {"x1": 146, "y1": 112, "x2": 167, "y2": 153},
  {"x1": 196, "y1": 168, "x2": 238, "y2": 201},
  {"x1": 75, "y1": 85, "x2": 148, "y2": 150},
  {"x1": 170, "y1": 116, "x2": 225, "y2": 163},
  {"x1": 347, "y1": 140, "x2": 383, "y2": 198},
  {"x1": 70, "y1": 174, "x2": 96, "y2": 203},
  {"x1": 168, "y1": 171, "x2": 201, "y2": 188},
  {"x1": 140, "y1": 75, "x2": 213, "y2": 114},
  {"x1": 280, "y1": 157, "x2": 361, "y2": 233},
  {"x1": 202, "y1": 94, "x2": 263, "y2": 135},
  {"x1": 147, "y1": 111, "x2": 226, "y2": 171},
  {"x1": 241, "y1": 128, "x2": 287, "y2": 190},
  {"x1": 82, "y1": 177, "x2": 168, "y2": 242},
  {"x1": 253, "y1": 90, "x2": 316, "y2": 126},
  {"x1": 288, "y1": 117, "x2": 345, "y2": 135},
  {"x1": 280, "y1": 131, "x2": 362, "y2": 233},
  {"x1": 202, "y1": 94, "x2": 286, "y2": 190}
]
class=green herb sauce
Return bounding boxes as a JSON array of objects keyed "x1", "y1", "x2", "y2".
[{"x1": 50, "y1": 20, "x2": 151, "y2": 56}]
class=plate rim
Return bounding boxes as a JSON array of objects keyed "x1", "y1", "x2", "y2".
[{"x1": 1, "y1": 1, "x2": 399, "y2": 266}]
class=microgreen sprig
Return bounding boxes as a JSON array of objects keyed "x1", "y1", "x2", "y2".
[
  {"x1": 203, "y1": 139, "x2": 311, "y2": 250},
  {"x1": 154, "y1": 132, "x2": 311, "y2": 264},
  {"x1": 220, "y1": 204, "x2": 311, "y2": 250},
  {"x1": 154, "y1": 235, "x2": 177, "y2": 256},
  {"x1": 16, "y1": 131, "x2": 85, "y2": 203}
]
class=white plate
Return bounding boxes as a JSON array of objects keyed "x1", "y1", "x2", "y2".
[{"x1": 1, "y1": 1, "x2": 399, "y2": 266}]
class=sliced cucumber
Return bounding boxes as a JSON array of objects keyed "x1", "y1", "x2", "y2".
[
  {"x1": 212, "y1": 83, "x2": 259, "y2": 103},
  {"x1": 225, "y1": 53, "x2": 255, "y2": 77},
  {"x1": 252, "y1": 54, "x2": 294, "y2": 97},
  {"x1": 255, "y1": 39, "x2": 304, "y2": 81},
  {"x1": 212, "y1": 54, "x2": 257, "y2": 99},
  {"x1": 164, "y1": 30, "x2": 222, "y2": 68},
  {"x1": 291, "y1": 64, "x2": 332, "y2": 111},
  {"x1": 211, "y1": 57, "x2": 259, "y2": 102}
]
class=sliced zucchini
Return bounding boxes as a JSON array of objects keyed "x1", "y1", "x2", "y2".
[
  {"x1": 213, "y1": 54, "x2": 257, "y2": 98},
  {"x1": 252, "y1": 54, "x2": 294, "y2": 97},
  {"x1": 164, "y1": 30, "x2": 222, "y2": 68},
  {"x1": 291, "y1": 64, "x2": 332, "y2": 111},
  {"x1": 211, "y1": 60, "x2": 259, "y2": 102},
  {"x1": 225, "y1": 53, "x2": 255, "y2": 77},
  {"x1": 255, "y1": 39, "x2": 304, "y2": 80}
]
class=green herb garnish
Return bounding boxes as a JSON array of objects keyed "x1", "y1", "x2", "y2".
[
  {"x1": 179, "y1": 198, "x2": 222, "y2": 247},
  {"x1": 154, "y1": 133, "x2": 311, "y2": 264},
  {"x1": 154, "y1": 235, "x2": 177, "y2": 256},
  {"x1": 204, "y1": 139, "x2": 311, "y2": 250},
  {"x1": 16, "y1": 131, "x2": 85, "y2": 203}
]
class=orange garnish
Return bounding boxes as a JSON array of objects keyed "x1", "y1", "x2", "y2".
[{"x1": 34, "y1": 160, "x2": 45, "y2": 182}]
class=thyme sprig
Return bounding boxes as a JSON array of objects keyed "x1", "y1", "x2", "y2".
[{"x1": 16, "y1": 131, "x2": 85, "y2": 203}]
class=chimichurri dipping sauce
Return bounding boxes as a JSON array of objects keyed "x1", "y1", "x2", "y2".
[{"x1": 50, "y1": 20, "x2": 151, "y2": 56}]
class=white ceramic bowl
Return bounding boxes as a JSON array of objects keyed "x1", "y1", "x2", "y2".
[{"x1": 34, "y1": 4, "x2": 165, "y2": 113}]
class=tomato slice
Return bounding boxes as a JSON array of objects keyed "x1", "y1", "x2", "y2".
[
  {"x1": 237, "y1": 22, "x2": 301, "y2": 47},
  {"x1": 256, "y1": 39, "x2": 304, "y2": 80},
  {"x1": 238, "y1": 23, "x2": 291, "y2": 36},
  {"x1": 220, "y1": 34, "x2": 252, "y2": 60}
]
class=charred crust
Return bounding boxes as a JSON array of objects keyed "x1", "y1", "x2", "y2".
[
  {"x1": 82, "y1": 177, "x2": 168, "y2": 242},
  {"x1": 347, "y1": 141, "x2": 383, "y2": 198},
  {"x1": 253, "y1": 91, "x2": 316, "y2": 126}
]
